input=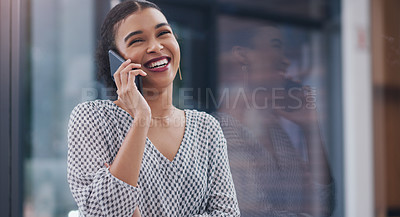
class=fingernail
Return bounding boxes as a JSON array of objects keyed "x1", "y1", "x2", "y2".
[{"x1": 126, "y1": 59, "x2": 131, "y2": 63}]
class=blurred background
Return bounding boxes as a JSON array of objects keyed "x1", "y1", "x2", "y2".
[{"x1": 0, "y1": 0, "x2": 399, "y2": 216}]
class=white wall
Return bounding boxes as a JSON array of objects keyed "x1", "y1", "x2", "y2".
[{"x1": 342, "y1": 0, "x2": 374, "y2": 217}]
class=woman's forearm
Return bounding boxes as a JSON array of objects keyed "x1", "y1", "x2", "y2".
[
  {"x1": 132, "y1": 205, "x2": 142, "y2": 217},
  {"x1": 109, "y1": 111, "x2": 151, "y2": 187},
  {"x1": 303, "y1": 124, "x2": 332, "y2": 185}
]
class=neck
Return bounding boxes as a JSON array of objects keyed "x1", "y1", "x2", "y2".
[{"x1": 143, "y1": 84, "x2": 174, "y2": 117}]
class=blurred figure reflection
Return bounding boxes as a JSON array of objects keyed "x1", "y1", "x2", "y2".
[{"x1": 213, "y1": 21, "x2": 335, "y2": 217}]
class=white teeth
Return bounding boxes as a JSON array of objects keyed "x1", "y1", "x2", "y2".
[{"x1": 149, "y1": 58, "x2": 168, "y2": 69}]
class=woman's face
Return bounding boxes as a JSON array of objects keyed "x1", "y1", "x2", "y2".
[
  {"x1": 246, "y1": 26, "x2": 290, "y2": 87},
  {"x1": 114, "y1": 8, "x2": 180, "y2": 89}
]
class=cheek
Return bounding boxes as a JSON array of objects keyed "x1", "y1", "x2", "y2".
[
  {"x1": 120, "y1": 46, "x2": 145, "y2": 63},
  {"x1": 250, "y1": 51, "x2": 273, "y2": 67},
  {"x1": 130, "y1": 51, "x2": 145, "y2": 63},
  {"x1": 172, "y1": 42, "x2": 180, "y2": 64}
]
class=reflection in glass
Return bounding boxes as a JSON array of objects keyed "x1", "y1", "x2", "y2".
[{"x1": 214, "y1": 15, "x2": 335, "y2": 216}]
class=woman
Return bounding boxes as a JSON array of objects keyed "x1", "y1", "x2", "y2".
[
  {"x1": 214, "y1": 20, "x2": 334, "y2": 216},
  {"x1": 67, "y1": 1, "x2": 240, "y2": 216}
]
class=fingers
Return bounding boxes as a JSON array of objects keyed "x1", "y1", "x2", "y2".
[
  {"x1": 114, "y1": 59, "x2": 148, "y2": 99},
  {"x1": 114, "y1": 59, "x2": 130, "y2": 89},
  {"x1": 128, "y1": 70, "x2": 147, "y2": 89},
  {"x1": 274, "y1": 105, "x2": 289, "y2": 116},
  {"x1": 116, "y1": 59, "x2": 141, "y2": 73},
  {"x1": 114, "y1": 59, "x2": 142, "y2": 89},
  {"x1": 121, "y1": 63, "x2": 142, "y2": 88},
  {"x1": 303, "y1": 85, "x2": 312, "y2": 91}
]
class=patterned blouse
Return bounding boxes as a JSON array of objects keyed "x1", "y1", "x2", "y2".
[
  {"x1": 213, "y1": 112, "x2": 335, "y2": 217},
  {"x1": 67, "y1": 100, "x2": 240, "y2": 217}
]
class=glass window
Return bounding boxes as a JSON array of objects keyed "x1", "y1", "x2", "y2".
[
  {"x1": 19, "y1": 0, "x2": 342, "y2": 216},
  {"x1": 216, "y1": 14, "x2": 338, "y2": 216},
  {"x1": 23, "y1": 0, "x2": 96, "y2": 216}
]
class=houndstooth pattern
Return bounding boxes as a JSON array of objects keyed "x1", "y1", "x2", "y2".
[
  {"x1": 67, "y1": 100, "x2": 240, "y2": 217},
  {"x1": 213, "y1": 112, "x2": 335, "y2": 217}
]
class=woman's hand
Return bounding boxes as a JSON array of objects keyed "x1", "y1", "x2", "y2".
[
  {"x1": 273, "y1": 84, "x2": 319, "y2": 130},
  {"x1": 132, "y1": 206, "x2": 141, "y2": 217},
  {"x1": 114, "y1": 59, "x2": 150, "y2": 118}
]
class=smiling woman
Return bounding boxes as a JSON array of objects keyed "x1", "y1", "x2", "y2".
[
  {"x1": 113, "y1": 7, "x2": 180, "y2": 90},
  {"x1": 67, "y1": 0, "x2": 240, "y2": 216}
]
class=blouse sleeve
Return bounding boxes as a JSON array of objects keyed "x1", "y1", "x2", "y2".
[
  {"x1": 309, "y1": 181, "x2": 335, "y2": 217},
  {"x1": 67, "y1": 102, "x2": 140, "y2": 216},
  {"x1": 194, "y1": 115, "x2": 240, "y2": 217}
]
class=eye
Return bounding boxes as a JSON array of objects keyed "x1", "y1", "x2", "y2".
[
  {"x1": 272, "y1": 43, "x2": 282, "y2": 49},
  {"x1": 158, "y1": 30, "x2": 171, "y2": 37},
  {"x1": 128, "y1": 38, "x2": 144, "y2": 46}
]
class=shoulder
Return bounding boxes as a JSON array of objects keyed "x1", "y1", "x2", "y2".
[
  {"x1": 185, "y1": 109, "x2": 225, "y2": 146},
  {"x1": 69, "y1": 100, "x2": 117, "y2": 123},
  {"x1": 211, "y1": 111, "x2": 253, "y2": 136},
  {"x1": 185, "y1": 109, "x2": 222, "y2": 129},
  {"x1": 71, "y1": 99, "x2": 115, "y2": 112},
  {"x1": 211, "y1": 112, "x2": 242, "y2": 129}
]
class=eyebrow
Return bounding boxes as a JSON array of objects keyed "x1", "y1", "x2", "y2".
[
  {"x1": 124, "y1": 23, "x2": 171, "y2": 43},
  {"x1": 155, "y1": 22, "x2": 170, "y2": 29},
  {"x1": 271, "y1": 39, "x2": 282, "y2": 44}
]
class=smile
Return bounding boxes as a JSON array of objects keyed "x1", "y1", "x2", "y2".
[{"x1": 144, "y1": 57, "x2": 171, "y2": 72}]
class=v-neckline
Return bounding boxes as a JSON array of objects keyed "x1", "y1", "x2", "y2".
[
  {"x1": 110, "y1": 100, "x2": 189, "y2": 164},
  {"x1": 147, "y1": 109, "x2": 189, "y2": 164}
]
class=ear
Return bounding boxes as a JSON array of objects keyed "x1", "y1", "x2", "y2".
[{"x1": 232, "y1": 46, "x2": 250, "y2": 65}]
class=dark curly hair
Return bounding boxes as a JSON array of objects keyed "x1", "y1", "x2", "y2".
[{"x1": 95, "y1": 0, "x2": 161, "y2": 92}]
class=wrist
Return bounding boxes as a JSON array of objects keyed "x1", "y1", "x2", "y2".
[
  {"x1": 301, "y1": 120, "x2": 319, "y2": 134},
  {"x1": 133, "y1": 110, "x2": 151, "y2": 125},
  {"x1": 127, "y1": 105, "x2": 150, "y2": 118}
]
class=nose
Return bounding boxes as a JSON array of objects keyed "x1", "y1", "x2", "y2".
[
  {"x1": 281, "y1": 56, "x2": 290, "y2": 70},
  {"x1": 147, "y1": 39, "x2": 163, "y2": 53}
]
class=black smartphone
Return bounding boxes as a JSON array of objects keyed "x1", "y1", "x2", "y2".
[
  {"x1": 108, "y1": 50, "x2": 142, "y2": 94},
  {"x1": 275, "y1": 78, "x2": 303, "y2": 112},
  {"x1": 284, "y1": 78, "x2": 302, "y2": 91}
]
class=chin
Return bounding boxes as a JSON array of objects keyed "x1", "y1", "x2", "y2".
[{"x1": 143, "y1": 78, "x2": 174, "y2": 90}]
